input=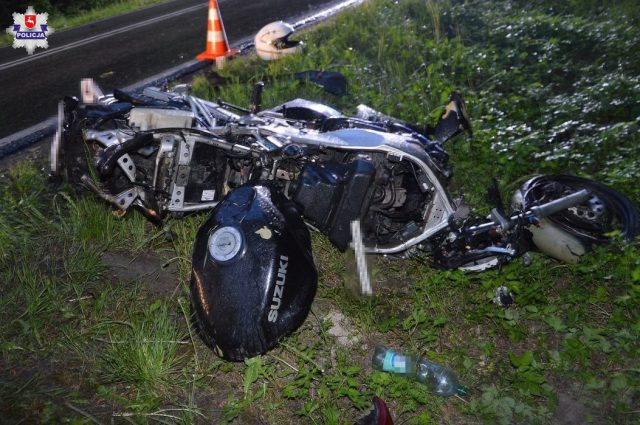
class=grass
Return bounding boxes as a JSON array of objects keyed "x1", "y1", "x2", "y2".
[
  {"x1": 100, "y1": 302, "x2": 186, "y2": 393},
  {"x1": 1, "y1": 0, "x2": 166, "y2": 47},
  {"x1": 2, "y1": 0, "x2": 640, "y2": 423}
]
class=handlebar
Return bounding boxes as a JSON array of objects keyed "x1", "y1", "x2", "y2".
[
  {"x1": 529, "y1": 189, "x2": 590, "y2": 218},
  {"x1": 469, "y1": 188, "x2": 592, "y2": 234}
]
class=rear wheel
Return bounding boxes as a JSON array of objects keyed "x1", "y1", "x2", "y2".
[
  {"x1": 62, "y1": 130, "x2": 98, "y2": 191},
  {"x1": 61, "y1": 118, "x2": 135, "y2": 195}
]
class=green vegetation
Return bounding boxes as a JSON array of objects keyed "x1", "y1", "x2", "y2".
[
  {"x1": 1, "y1": 0, "x2": 639, "y2": 423},
  {"x1": 1, "y1": 0, "x2": 165, "y2": 46}
]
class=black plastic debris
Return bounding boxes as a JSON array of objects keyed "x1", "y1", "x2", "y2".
[
  {"x1": 295, "y1": 70, "x2": 348, "y2": 96},
  {"x1": 494, "y1": 286, "x2": 514, "y2": 308}
]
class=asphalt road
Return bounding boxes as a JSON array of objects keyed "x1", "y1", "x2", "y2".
[{"x1": 0, "y1": 0, "x2": 338, "y2": 138}]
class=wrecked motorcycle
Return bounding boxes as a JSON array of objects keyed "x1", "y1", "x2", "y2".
[{"x1": 51, "y1": 81, "x2": 640, "y2": 360}]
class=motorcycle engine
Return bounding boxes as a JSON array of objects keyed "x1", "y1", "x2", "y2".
[{"x1": 293, "y1": 158, "x2": 376, "y2": 250}]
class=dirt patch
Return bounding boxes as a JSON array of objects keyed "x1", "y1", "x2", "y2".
[
  {"x1": 553, "y1": 393, "x2": 588, "y2": 425},
  {"x1": 101, "y1": 251, "x2": 180, "y2": 297},
  {"x1": 325, "y1": 309, "x2": 362, "y2": 347}
]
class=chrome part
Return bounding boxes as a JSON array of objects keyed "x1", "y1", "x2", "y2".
[
  {"x1": 490, "y1": 207, "x2": 512, "y2": 231},
  {"x1": 480, "y1": 246, "x2": 516, "y2": 256},
  {"x1": 458, "y1": 257, "x2": 500, "y2": 272},
  {"x1": 530, "y1": 189, "x2": 590, "y2": 218},
  {"x1": 568, "y1": 194, "x2": 605, "y2": 221},
  {"x1": 172, "y1": 202, "x2": 218, "y2": 212},
  {"x1": 189, "y1": 96, "x2": 216, "y2": 129}
]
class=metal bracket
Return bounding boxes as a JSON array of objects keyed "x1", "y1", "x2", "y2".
[
  {"x1": 168, "y1": 138, "x2": 195, "y2": 211},
  {"x1": 80, "y1": 174, "x2": 139, "y2": 211},
  {"x1": 117, "y1": 154, "x2": 136, "y2": 181},
  {"x1": 114, "y1": 187, "x2": 140, "y2": 210}
]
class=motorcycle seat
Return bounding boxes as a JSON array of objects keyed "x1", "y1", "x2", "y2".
[
  {"x1": 113, "y1": 88, "x2": 158, "y2": 105},
  {"x1": 113, "y1": 88, "x2": 187, "y2": 109},
  {"x1": 78, "y1": 102, "x2": 132, "y2": 120}
]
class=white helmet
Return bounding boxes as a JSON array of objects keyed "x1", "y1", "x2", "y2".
[{"x1": 254, "y1": 21, "x2": 303, "y2": 60}]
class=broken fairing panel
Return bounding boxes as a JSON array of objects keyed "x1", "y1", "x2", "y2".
[{"x1": 525, "y1": 218, "x2": 586, "y2": 263}]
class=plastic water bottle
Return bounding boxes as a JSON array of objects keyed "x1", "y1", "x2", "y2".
[{"x1": 372, "y1": 346, "x2": 468, "y2": 397}]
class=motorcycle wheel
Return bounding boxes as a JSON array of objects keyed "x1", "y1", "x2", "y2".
[
  {"x1": 62, "y1": 130, "x2": 134, "y2": 195},
  {"x1": 62, "y1": 133, "x2": 97, "y2": 190},
  {"x1": 517, "y1": 174, "x2": 640, "y2": 244}
]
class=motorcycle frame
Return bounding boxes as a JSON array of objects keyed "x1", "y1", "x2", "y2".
[{"x1": 54, "y1": 87, "x2": 600, "y2": 264}]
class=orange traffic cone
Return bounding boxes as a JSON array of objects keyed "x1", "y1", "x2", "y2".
[{"x1": 196, "y1": 0, "x2": 238, "y2": 64}]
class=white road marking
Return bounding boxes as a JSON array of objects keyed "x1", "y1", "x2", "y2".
[
  {"x1": 293, "y1": 0, "x2": 362, "y2": 29},
  {"x1": 0, "y1": 2, "x2": 207, "y2": 72}
]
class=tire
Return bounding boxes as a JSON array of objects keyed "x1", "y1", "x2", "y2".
[
  {"x1": 62, "y1": 126, "x2": 135, "y2": 195},
  {"x1": 62, "y1": 131, "x2": 98, "y2": 191},
  {"x1": 518, "y1": 174, "x2": 640, "y2": 243}
]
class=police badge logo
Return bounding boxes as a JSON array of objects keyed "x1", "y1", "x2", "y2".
[{"x1": 5, "y1": 6, "x2": 55, "y2": 55}]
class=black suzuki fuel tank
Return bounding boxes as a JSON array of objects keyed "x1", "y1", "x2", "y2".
[{"x1": 190, "y1": 182, "x2": 317, "y2": 361}]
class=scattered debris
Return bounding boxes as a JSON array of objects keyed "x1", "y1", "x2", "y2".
[
  {"x1": 355, "y1": 396, "x2": 394, "y2": 425},
  {"x1": 295, "y1": 70, "x2": 347, "y2": 95},
  {"x1": 372, "y1": 345, "x2": 468, "y2": 397},
  {"x1": 493, "y1": 285, "x2": 514, "y2": 308}
]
